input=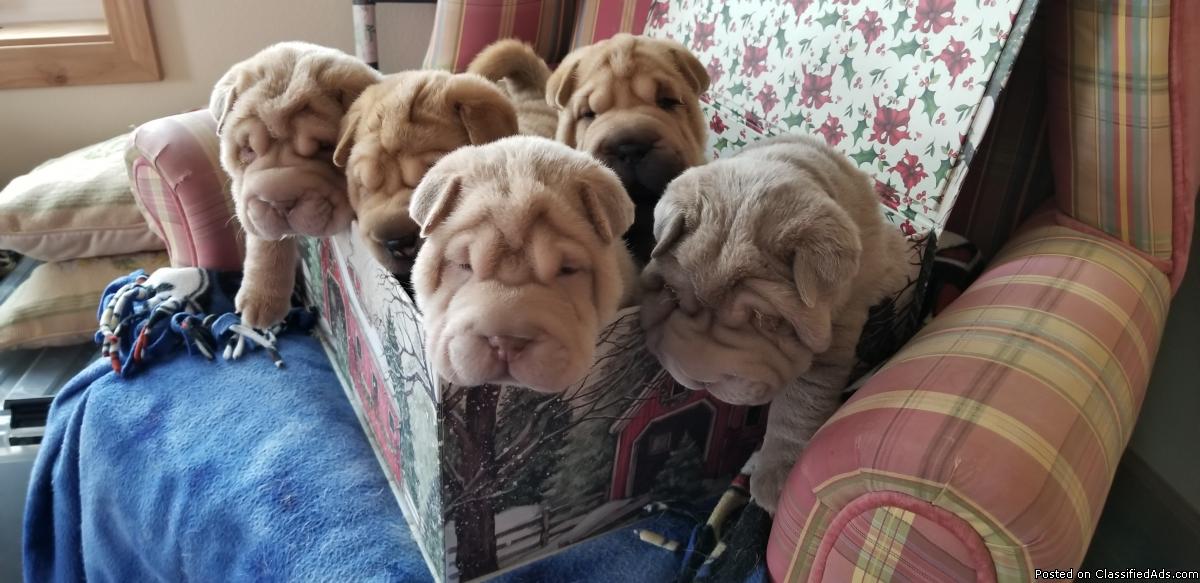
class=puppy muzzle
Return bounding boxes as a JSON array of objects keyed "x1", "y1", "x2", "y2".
[
  {"x1": 240, "y1": 164, "x2": 352, "y2": 239},
  {"x1": 435, "y1": 286, "x2": 593, "y2": 393}
]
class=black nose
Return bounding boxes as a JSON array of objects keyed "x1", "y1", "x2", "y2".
[
  {"x1": 612, "y1": 141, "x2": 653, "y2": 164},
  {"x1": 384, "y1": 234, "x2": 420, "y2": 259}
]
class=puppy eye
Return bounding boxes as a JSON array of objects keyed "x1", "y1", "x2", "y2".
[
  {"x1": 558, "y1": 265, "x2": 581, "y2": 277},
  {"x1": 662, "y1": 284, "x2": 679, "y2": 303},
  {"x1": 579, "y1": 108, "x2": 596, "y2": 120},
  {"x1": 457, "y1": 263, "x2": 472, "y2": 272},
  {"x1": 238, "y1": 145, "x2": 256, "y2": 165},
  {"x1": 657, "y1": 97, "x2": 683, "y2": 110}
]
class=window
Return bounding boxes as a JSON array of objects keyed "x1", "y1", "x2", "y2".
[
  {"x1": 0, "y1": 0, "x2": 160, "y2": 89},
  {"x1": 648, "y1": 433, "x2": 672, "y2": 455}
]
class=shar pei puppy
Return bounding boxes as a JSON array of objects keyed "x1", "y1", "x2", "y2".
[
  {"x1": 467, "y1": 39, "x2": 557, "y2": 139},
  {"x1": 210, "y1": 41, "x2": 380, "y2": 328},
  {"x1": 334, "y1": 70, "x2": 518, "y2": 277},
  {"x1": 547, "y1": 33, "x2": 710, "y2": 264},
  {"x1": 409, "y1": 136, "x2": 638, "y2": 393},
  {"x1": 639, "y1": 135, "x2": 913, "y2": 512}
]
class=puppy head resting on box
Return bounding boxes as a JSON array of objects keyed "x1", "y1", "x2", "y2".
[
  {"x1": 640, "y1": 135, "x2": 907, "y2": 406},
  {"x1": 334, "y1": 71, "x2": 519, "y2": 277},
  {"x1": 547, "y1": 33, "x2": 710, "y2": 263},
  {"x1": 210, "y1": 41, "x2": 380, "y2": 241},
  {"x1": 410, "y1": 136, "x2": 638, "y2": 393}
]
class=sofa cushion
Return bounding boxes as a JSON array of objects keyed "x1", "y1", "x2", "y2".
[
  {"x1": 1047, "y1": 0, "x2": 1200, "y2": 291},
  {"x1": 0, "y1": 251, "x2": 170, "y2": 350},
  {"x1": 0, "y1": 134, "x2": 165, "y2": 261},
  {"x1": 422, "y1": 0, "x2": 578, "y2": 71}
]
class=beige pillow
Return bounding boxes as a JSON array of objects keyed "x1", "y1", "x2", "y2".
[
  {"x1": 0, "y1": 251, "x2": 170, "y2": 350},
  {"x1": 0, "y1": 134, "x2": 165, "y2": 261}
]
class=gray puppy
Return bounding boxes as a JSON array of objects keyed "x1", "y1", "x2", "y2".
[{"x1": 640, "y1": 135, "x2": 912, "y2": 512}]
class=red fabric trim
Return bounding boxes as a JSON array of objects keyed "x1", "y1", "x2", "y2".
[
  {"x1": 1168, "y1": 0, "x2": 1200, "y2": 293},
  {"x1": 805, "y1": 491, "x2": 997, "y2": 583}
]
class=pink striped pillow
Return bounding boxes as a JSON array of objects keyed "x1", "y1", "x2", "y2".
[{"x1": 126, "y1": 110, "x2": 244, "y2": 272}]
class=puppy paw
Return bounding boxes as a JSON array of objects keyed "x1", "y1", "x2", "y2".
[
  {"x1": 235, "y1": 287, "x2": 291, "y2": 329},
  {"x1": 749, "y1": 462, "x2": 790, "y2": 515}
]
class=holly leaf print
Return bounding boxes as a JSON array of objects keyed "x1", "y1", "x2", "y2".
[
  {"x1": 932, "y1": 156, "x2": 954, "y2": 184},
  {"x1": 784, "y1": 83, "x2": 800, "y2": 104},
  {"x1": 782, "y1": 110, "x2": 807, "y2": 128},
  {"x1": 901, "y1": 206, "x2": 919, "y2": 220},
  {"x1": 731, "y1": 81, "x2": 748, "y2": 96},
  {"x1": 841, "y1": 54, "x2": 857, "y2": 83},
  {"x1": 892, "y1": 38, "x2": 921, "y2": 58},
  {"x1": 714, "y1": 136, "x2": 730, "y2": 152},
  {"x1": 918, "y1": 87, "x2": 938, "y2": 123},
  {"x1": 816, "y1": 11, "x2": 840, "y2": 28},
  {"x1": 983, "y1": 39, "x2": 1003, "y2": 64},
  {"x1": 851, "y1": 118, "x2": 870, "y2": 142},
  {"x1": 850, "y1": 147, "x2": 878, "y2": 166},
  {"x1": 893, "y1": 10, "x2": 909, "y2": 32},
  {"x1": 774, "y1": 26, "x2": 790, "y2": 51},
  {"x1": 895, "y1": 76, "x2": 908, "y2": 98},
  {"x1": 720, "y1": 4, "x2": 734, "y2": 25},
  {"x1": 818, "y1": 45, "x2": 831, "y2": 65}
]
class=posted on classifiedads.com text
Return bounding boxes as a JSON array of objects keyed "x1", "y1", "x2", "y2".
[{"x1": 1036, "y1": 569, "x2": 1200, "y2": 580}]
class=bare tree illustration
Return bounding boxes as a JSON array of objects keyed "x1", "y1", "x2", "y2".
[{"x1": 440, "y1": 312, "x2": 666, "y2": 579}]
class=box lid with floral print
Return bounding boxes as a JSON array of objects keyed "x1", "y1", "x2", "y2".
[{"x1": 645, "y1": 0, "x2": 1038, "y2": 237}]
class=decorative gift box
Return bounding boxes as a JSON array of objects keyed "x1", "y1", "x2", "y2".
[
  {"x1": 300, "y1": 0, "x2": 1037, "y2": 580},
  {"x1": 300, "y1": 229, "x2": 767, "y2": 581}
]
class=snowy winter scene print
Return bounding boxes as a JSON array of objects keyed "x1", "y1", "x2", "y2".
[
  {"x1": 300, "y1": 230, "x2": 766, "y2": 582},
  {"x1": 437, "y1": 313, "x2": 768, "y2": 580}
]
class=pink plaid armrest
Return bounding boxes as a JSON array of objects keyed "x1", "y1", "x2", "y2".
[
  {"x1": 768, "y1": 219, "x2": 1171, "y2": 582},
  {"x1": 127, "y1": 110, "x2": 244, "y2": 271}
]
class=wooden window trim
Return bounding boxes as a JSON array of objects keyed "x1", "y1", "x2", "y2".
[{"x1": 0, "y1": 0, "x2": 160, "y2": 89}]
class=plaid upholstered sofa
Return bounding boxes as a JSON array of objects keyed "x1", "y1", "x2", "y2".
[{"x1": 126, "y1": 0, "x2": 1198, "y2": 581}]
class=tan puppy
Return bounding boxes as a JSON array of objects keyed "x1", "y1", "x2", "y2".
[
  {"x1": 640, "y1": 135, "x2": 912, "y2": 512},
  {"x1": 334, "y1": 71, "x2": 519, "y2": 276},
  {"x1": 211, "y1": 42, "x2": 381, "y2": 328},
  {"x1": 467, "y1": 39, "x2": 557, "y2": 138},
  {"x1": 547, "y1": 33, "x2": 710, "y2": 264},
  {"x1": 410, "y1": 136, "x2": 638, "y2": 393}
]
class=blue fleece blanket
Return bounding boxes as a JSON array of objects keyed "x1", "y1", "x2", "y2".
[{"x1": 23, "y1": 335, "x2": 741, "y2": 582}]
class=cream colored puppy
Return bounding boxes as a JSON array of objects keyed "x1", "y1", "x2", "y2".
[
  {"x1": 547, "y1": 33, "x2": 710, "y2": 264},
  {"x1": 211, "y1": 42, "x2": 380, "y2": 327},
  {"x1": 410, "y1": 136, "x2": 638, "y2": 393},
  {"x1": 640, "y1": 135, "x2": 912, "y2": 512},
  {"x1": 467, "y1": 39, "x2": 557, "y2": 138},
  {"x1": 335, "y1": 71, "x2": 519, "y2": 277}
]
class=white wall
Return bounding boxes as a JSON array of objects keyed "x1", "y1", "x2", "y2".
[{"x1": 0, "y1": 0, "x2": 436, "y2": 184}]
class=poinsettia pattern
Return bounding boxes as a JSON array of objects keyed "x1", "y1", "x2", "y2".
[{"x1": 645, "y1": 0, "x2": 1024, "y2": 237}]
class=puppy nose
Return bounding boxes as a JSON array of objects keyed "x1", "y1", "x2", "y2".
[
  {"x1": 612, "y1": 141, "x2": 653, "y2": 164},
  {"x1": 384, "y1": 234, "x2": 420, "y2": 259},
  {"x1": 488, "y1": 335, "x2": 531, "y2": 361},
  {"x1": 268, "y1": 199, "x2": 296, "y2": 214}
]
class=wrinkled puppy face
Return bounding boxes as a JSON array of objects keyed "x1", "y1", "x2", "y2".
[
  {"x1": 640, "y1": 160, "x2": 863, "y2": 405},
  {"x1": 411, "y1": 136, "x2": 635, "y2": 393},
  {"x1": 334, "y1": 71, "x2": 518, "y2": 276},
  {"x1": 547, "y1": 35, "x2": 709, "y2": 249},
  {"x1": 211, "y1": 42, "x2": 380, "y2": 240}
]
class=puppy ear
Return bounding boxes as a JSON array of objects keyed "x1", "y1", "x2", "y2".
[
  {"x1": 545, "y1": 58, "x2": 580, "y2": 109},
  {"x1": 789, "y1": 210, "x2": 862, "y2": 309},
  {"x1": 448, "y1": 75, "x2": 519, "y2": 145},
  {"x1": 333, "y1": 106, "x2": 361, "y2": 168},
  {"x1": 650, "y1": 199, "x2": 690, "y2": 259},
  {"x1": 577, "y1": 167, "x2": 635, "y2": 244},
  {"x1": 667, "y1": 46, "x2": 710, "y2": 95},
  {"x1": 409, "y1": 169, "x2": 464, "y2": 238},
  {"x1": 209, "y1": 77, "x2": 239, "y2": 135}
]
